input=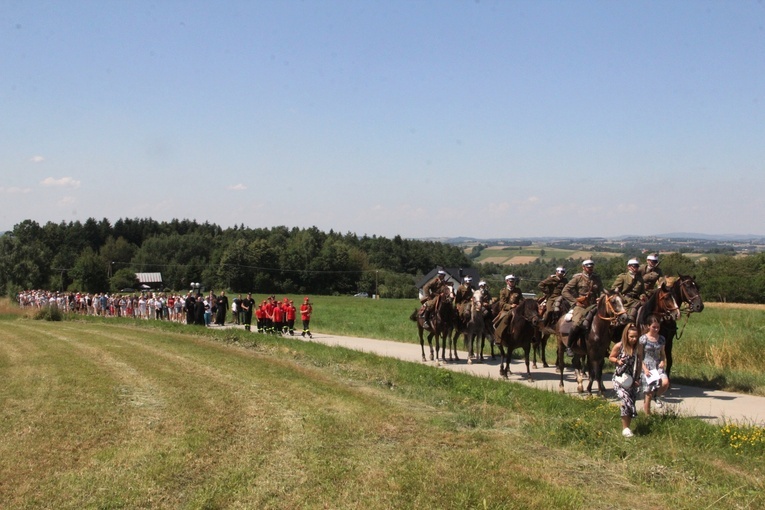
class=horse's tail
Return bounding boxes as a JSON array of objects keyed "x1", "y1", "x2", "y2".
[{"x1": 409, "y1": 309, "x2": 418, "y2": 322}]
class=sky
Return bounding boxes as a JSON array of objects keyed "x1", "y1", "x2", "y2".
[{"x1": 2, "y1": 1, "x2": 765, "y2": 239}]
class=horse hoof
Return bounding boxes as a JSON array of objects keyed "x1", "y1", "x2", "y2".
[
  {"x1": 577, "y1": 385, "x2": 584, "y2": 393},
  {"x1": 543, "y1": 363, "x2": 550, "y2": 368},
  {"x1": 467, "y1": 359, "x2": 473, "y2": 365},
  {"x1": 532, "y1": 363, "x2": 538, "y2": 369},
  {"x1": 558, "y1": 385, "x2": 565, "y2": 393}
]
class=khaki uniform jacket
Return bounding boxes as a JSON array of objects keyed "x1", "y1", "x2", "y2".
[
  {"x1": 562, "y1": 272, "x2": 604, "y2": 308},
  {"x1": 639, "y1": 263, "x2": 663, "y2": 292},
  {"x1": 499, "y1": 286, "x2": 524, "y2": 312},
  {"x1": 455, "y1": 283, "x2": 474, "y2": 307},
  {"x1": 538, "y1": 274, "x2": 568, "y2": 300},
  {"x1": 422, "y1": 277, "x2": 451, "y2": 306},
  {"x1": 612, "y1": 271, "x2": 645, "y2": 306}
]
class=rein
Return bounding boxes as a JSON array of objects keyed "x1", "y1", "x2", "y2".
[{"x1": 598, "y1": 295, "x2": 626, "y2": 323}]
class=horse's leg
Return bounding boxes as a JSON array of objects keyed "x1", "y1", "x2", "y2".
[
  {"x1": 524, "y1": 345, "x2": 532, "y2": 381},
  {"x1": 498, "y1": 345, "x2": 508, "y2": 378},
  {"x1": 664, "y1": 324, "x2": 676, "y2": 378},
  {"x1": 419, "y1": 327, "x2": 427, "y2": 362},
  {"x1": 586, "y1": 355, "x2": 596, "y2": 394},
  {"x1": 597, "y1": 357, "x2": 606, "y2": 395},
  {"x1": 541, "y1": 333, "x2": 550, "y2": 368},
  {"x1": 557, "y1": 341, "x2": 566, "y2": 392},
  {"x1": 427, "y1": 332, "x2": 435, "y2": 361},
  {"x1": 574, "y1": 355, "x2": 584, "y2": 393}
]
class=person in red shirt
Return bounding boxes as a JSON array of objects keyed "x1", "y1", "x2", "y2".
[
  {"x1": 284, "y1": 300, "x2": 297, "y2": 336},
  {"x1": 255, "y1": 301, "x2": 265, "y2": 333},
  {"x1": 272, "y1": 300, "x2": 284, "y2": 335},
  {"x1": 300, "y1": 297, "x2": 313, "y2": 339},
  {"x1": 264, "y1": 297, "x2": 275, "y2": 334}
]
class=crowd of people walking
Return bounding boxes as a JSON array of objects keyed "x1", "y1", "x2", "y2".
[{"x1": 15, "y1": 289, "x2": 314, "y2": 337}]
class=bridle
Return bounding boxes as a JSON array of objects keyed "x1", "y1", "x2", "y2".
[{"x1": 598, "y1": 293, "x2": 627, "y2": 323}]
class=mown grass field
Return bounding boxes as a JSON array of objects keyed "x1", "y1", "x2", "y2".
[{"x1": 1, "y1": 313, "x2": 764, "y2": 510}]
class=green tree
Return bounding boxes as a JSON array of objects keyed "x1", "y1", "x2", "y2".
[{"x1": 71, "y1": 247, "x2": 109, "y2": 293}]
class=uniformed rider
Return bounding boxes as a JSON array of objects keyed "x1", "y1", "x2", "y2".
[
  {"x1": 561, "y1": 260, "x2": 604, "y2": 356},
  {"x1": 538, "y1": 266, "x2": 568, "y2": 327},
  {"x1": 612, "y1": 258, "x2": 646, "y2": 323},
  {"x1": 639, "y1": 253, "x2": 663, "y2": 296},
  {"x1": 454, "y1": 276, "x2": 474, "y2": 318},
  {"x1": 420, "y1": 270, "x2": 449, "y2": 328},
  {"x1": 493, "y1": 275, "x2": 524, "y2": 345}
]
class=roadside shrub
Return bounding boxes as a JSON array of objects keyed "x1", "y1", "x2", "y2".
[{"x1": 34, "y1": 305, "x2": 64, "y2": 321}]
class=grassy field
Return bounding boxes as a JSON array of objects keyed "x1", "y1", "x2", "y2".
[{"x1": 1, "y1": 315, "x2": 764, "y2": 509}]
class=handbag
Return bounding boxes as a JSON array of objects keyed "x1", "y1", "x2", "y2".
[{"x1": 613, "y1": 347, "x2": 637, "y2": 389}]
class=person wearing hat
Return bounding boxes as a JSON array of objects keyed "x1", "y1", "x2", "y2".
[
  {"x1": 562, "y1": 260, "x2": 604, "y2": 356},
  {"x1": 639, "y1": 254, "x2": 663, "y2": 296},
  {"x1": 300, "y1": 297, "x2": 313, "y2": 338},
  {"x1": 612, "y1": 259, "x2": 646, "y2": 323},
  {"x1": 455, "y1": 276, "x2": 475, "y2": 318},
  {"x1": 420, "y1": 270, "x2": 450, "y2": 329},
  {"x1": 476, "y1": 280, "x2": 492, "y2": 315},
  {"x1": 538, "y1": 267, "x2": 569, "y2": 328},
  {"x1": 493, "y1": 275, "x2": 524, "y2": 345}
]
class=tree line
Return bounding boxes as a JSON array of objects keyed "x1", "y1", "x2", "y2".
[
  {"x1": 2, "y1": 218, "x2": 763, "y2": 303},
  {"x1": 0, "y1": 218, "x2": 470, "y2": 298}
]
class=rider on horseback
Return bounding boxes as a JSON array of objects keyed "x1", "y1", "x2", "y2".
[
  {"x1": 639, "y1": 253, "x2": 663, "y2": 296},
  {"x1": 420, "y1": 270, "x2": 449, "y2": 329},
  {"x1": 562, "y1": 260, "x2": 604, "y2": 356},
  {"x1": 493, "y1": 275, "x2": 524, "y2": 345},
  {"x1": 538, "y1": 266, "x2": 568, "y2": 328},
  {"x1": 612, "y1": 259, "x2": 646, "y2": 324},
  {"x1": 455, "y1": 276, "x2": 474, "y2": 318}
]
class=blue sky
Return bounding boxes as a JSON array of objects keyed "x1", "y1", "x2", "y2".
[{"x1": 3, "y1": 1, "x2": 764, "y2": 238}]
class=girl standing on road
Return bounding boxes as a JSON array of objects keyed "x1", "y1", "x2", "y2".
[
  {"x1": 609, "y1": 324, "x2": 641, "y2": 437},
  {"x1": 639, "y1": 315, "x2": 670, "y2": 415}
]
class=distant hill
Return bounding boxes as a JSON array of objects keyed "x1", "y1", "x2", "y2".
[{"x1": 425, "y1": 234, "x2": 765, "y2": 244}]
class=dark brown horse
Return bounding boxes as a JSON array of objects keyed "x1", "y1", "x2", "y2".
[
  {"x1": 497, "y1": 298, "x2": 541, "y2": 380},
  {"x1": 411, "y1": 286, "x2": 455, "y2": 362},
  {"x1": 556, "y1": 292, "x2": 629, "y2": 394},
  {"x1": 659, "y1": 275, "x2": 704, "y2": 377}
]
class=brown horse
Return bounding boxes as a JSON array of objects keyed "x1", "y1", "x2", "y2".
[
  {"x1": 411, "y1": 286, "x2": 455, "y2": 362},
  {"x1": 497, "y1": 298, "x2": 541, "y2": 380},
  {"x1": 660, "y1": 275, "x2": 704, "y2": 377},
  {"x1": 556, "y1": 292, "x2": 629, "y2": 394}
]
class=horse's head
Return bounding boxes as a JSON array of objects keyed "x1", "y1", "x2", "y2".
[
  {"x1": 601, "y1": 290, "x2": 630, "y2": 326},
  {"x1": 674, "y1": 275, "x2": 704, "y2": 313},
  {"x1": 655, "y1": 282, "x2": 681, "y2": 321},
  {"x1": 519, "y1": 298, "x2": 540, "y2": 327}
]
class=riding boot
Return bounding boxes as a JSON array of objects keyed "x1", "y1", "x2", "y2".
[
  {"x1": 566, "y1": 326, "x2": 579, "y2": 357},
  {"x1": 423, "y1": 309, "x2": 432, "y2": 330}
]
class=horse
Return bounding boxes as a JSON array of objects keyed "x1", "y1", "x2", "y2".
[
  {"x1": 555, "y1": 292, "x2": 629, "y2": 394},
  {"x1": 653, "y1": 274, "x2": 704, "y2": 377},
  {"x1": 531, "y1": 298, "x2": 555, "y2": 369},
  {"x1": 460, "y1": 288, "x2": 498, "y2": 364},
  {"x1": 410, "y1": 286, "x2": 455, "y2": 362},
  {"x1": 496, "y1": 298, "x2": 541, "y2": 380}
]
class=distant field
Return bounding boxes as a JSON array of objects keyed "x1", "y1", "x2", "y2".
[{"x1": 474, "y1": 245, "x2": 623, "y2": 265}]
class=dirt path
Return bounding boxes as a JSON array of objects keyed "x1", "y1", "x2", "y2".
[{"x1": 288, "y1": 330, "x2": 765, "y2": 427}]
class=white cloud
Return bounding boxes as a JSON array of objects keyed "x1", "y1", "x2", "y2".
[
  {"x1": 227, "y1": 183, "x2": 247, "y2": 191},
  {"x1": 40, "y1": 176, "x2": 81, "y2": 188},
  {"x1": 30, "y1": 155, "x2": 45, "y2": 163}
]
